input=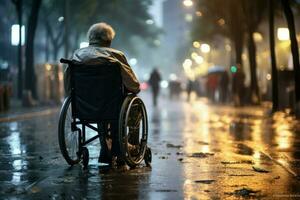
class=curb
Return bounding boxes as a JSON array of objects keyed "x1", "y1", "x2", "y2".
[{"x1": 0, "y1": 108, "x2": 59, "y2": 123}]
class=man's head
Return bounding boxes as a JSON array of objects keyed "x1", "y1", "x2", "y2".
[{"x1": 87, "y1": 22, "x2": 115, "y2": 47}]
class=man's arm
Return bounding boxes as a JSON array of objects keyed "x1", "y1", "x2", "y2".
[{"x1": 112, "y1": 52, "x2": 140, "y2": 93}]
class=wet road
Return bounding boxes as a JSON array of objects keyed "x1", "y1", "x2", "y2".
[{"x1": 1, "y1": 91, "x2": 300, "y2": 199}]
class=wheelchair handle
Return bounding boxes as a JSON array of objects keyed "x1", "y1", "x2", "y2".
[{"x1": 60, "y1": 58, "x2": 72, "y2": 64}]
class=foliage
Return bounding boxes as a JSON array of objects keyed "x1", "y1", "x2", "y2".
[{"x1": 39, "y1": 0, "x2": 160, "y2": 55}]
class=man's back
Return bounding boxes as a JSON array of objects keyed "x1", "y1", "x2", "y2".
[
  {"x1": 65, "y1": 45, "x2": 140, "y2": 95},
  {"x1": 72, "y1": 45, "x2": 127, "y2": 66}
]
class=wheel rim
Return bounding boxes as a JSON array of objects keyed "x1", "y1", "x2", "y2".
[
  {"x1": 59, "y1": 97, "x2": 80, "y2": 164},
  {"x1": 64, "y1": 103, "x2": 79, "y2": 161},
  {"x1": 121, "y1": 97, "x2": 148, "y2": 165}
]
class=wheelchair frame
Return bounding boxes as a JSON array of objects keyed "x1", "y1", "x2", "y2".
[{"x1": 58, "y1": 58, "x2": 151, "y2": 169}]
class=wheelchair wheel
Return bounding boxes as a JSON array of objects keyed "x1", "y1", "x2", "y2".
[
  {"x1": 58, "y1": 96, "x2": 80, "y2": 165},
  {"x1": 144, "y1": 147, "x2": 152, "y2": 167},
  {"x1": 119, "y1": 95, "x2": 148, "y2": 168},
  {"x1": 82, "y1": 147, "x2": 89, "y2": 169}
]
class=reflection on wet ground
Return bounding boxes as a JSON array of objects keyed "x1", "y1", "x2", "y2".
[{"x1": 1, "y1": 92, "x2": 300, "y2": 199}]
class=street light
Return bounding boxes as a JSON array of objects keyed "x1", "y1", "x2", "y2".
[
  {"x1": 191, "y1": 52, "x2": 204, "y2": 64},
  {"x1": 183, "y1": 59, "x2": 193, "y2": 70},
  {"x1": 185, "y1": 14, "x2": 193, "y2": 22},
  {"x1": 80, "y1": 42, "x2": 89, "y2": 48},
  {"x1": 58, "y1": 16, "x2": 64, "y2": 22},
  {"x1": 11, "y1": 24, "x2": 25, "y2": 46},
  {"x1": 253, "y1": 32, "x2": 263, "y2": 42},
  {"x1": 129, "y1": 58, "x2": 138, "y2": 66},
  {"x1": 146, "y1": 19, "x2": 154, "y2": 25},
  {"x1": 193, "y1": 41, "x2": 200, "y2": 48},
  {"x1": 200, "y1": 43, "x2": 210, "y2": 53},
  {"x1": 277, "y1": 28, "x2": 289, "y2": 41},
  {"x1": 183, "y1": 0, "x2": 193, "y2": 7},
  {"x1": 194, "y1": 55, "x2": 204, "y2": 64}
]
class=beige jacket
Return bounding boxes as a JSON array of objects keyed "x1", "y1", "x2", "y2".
[{"x1": 65, "y1": 45, "x2": 140, "y2": 94}]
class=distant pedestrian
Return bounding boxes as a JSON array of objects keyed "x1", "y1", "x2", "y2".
[
  {"x1": 149, "y1": 68, "x2": 161, "y2": 106},
  {"x1": 186, "y1": 79, "x2": 193, "y2": 101},
  {"x1": 232, "y1": 65, "x2": 245, "y2": 106},
  {"x1": 220, "y1": 71, "x2": 229, "y2": 103},
  {"x1": 206, "y1": 74, "x2": 218, "y2": 102}
]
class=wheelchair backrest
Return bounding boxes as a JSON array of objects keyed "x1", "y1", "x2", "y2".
[{"x1": 69, "y1": 61, "x2": 123, "y2": 121}]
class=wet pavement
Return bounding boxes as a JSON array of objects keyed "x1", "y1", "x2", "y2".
[{"x1": 1, "y1": 91, "x2": 300, "y2": 199}]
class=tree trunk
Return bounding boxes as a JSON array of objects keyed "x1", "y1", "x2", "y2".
[
  {"x1": 234, "y1": 39, "x2": 243, "y2": 66},
  {"x1": 269, "y1": 0, "x2": 279, "y2": 112},
  {"x1": 53, "y1": 44, "x2": 59, "y2": 61},
  {"x1": 64, "y1": 0, "x2": 70, "y2": 58},
  {"x1": 247, "y1": 30, "x2": 260, "y2": 104},
  {"x1": 45, "y1": 27, "x2": 49, "y2": 62},
  {"x1": 24, "y1": 0, "x2": 42, "y2": 99},
  {"x1": 281, "y1": 0, "x2": 300, "y2": 116},
  {"x1": 12, "y1": 0, "x2": 23, "y2": 99}
]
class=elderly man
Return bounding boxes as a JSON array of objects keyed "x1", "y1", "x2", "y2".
[{"x1": 65, "y1": 22, "x2": 140, "y2": 166}]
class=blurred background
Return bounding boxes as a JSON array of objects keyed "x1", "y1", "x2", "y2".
[
  {"x1": 1, "y1": 1, "x2": 300, "y2": 198},
  {"x1": 0, "y1": 0, "x2": 300, "y2": 113}
]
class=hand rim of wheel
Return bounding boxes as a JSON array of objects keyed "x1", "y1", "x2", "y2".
[
  {"x1": 119, "y1": 96, "x2": 148, "y2": 167},
  {"x1": 58, "y1": 96, "x2": 81, "y2": 165}
]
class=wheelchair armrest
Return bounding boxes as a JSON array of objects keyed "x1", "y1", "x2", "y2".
[{"x1": 60, "y1": 58, "x2": 73, "y2": 64}]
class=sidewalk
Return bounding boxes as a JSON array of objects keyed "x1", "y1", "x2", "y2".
[{"x1": 0, "y1": 98, "x2": 60, "y2": 123}]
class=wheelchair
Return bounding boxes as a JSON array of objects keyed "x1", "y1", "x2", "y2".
[{"x1": 58, "y1": 58, "x2": 152, "y2": 169}]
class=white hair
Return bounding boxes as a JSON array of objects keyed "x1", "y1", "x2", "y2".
[{"x1": 87, "y1": 22, "x2": 115, "y2": 44}]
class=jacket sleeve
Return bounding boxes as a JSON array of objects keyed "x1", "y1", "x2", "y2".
[{"x1": 115, "y1": 54, "x2": 140, "y2": 93}]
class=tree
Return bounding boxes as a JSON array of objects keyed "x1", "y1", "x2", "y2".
[
  {"x1": 241, "y1": 0, "x2": 268, "y2": 104},
  {"x1": 11, "y1": 0, "x2": 23, "y2": 99},
  {"x1": 281, "y1": 0, "x2": 300, "y2": 116},
  {"x1": 192, "y1": 0, "x2": 282, "y2": 105},
  {"x1": 269, "y1": 0, "x2": 279, "y2": 112},
  {"x1": 192, "y1": 0, "x2": 246, "y2": 68},
  {"x1": 41, "y1": 0, "x2": 64, "y2": 61},
  {"x1": 65, "y1": 0, "x2": 160, "y2": 55},
  {"x1": 24, "y1": 0, "x2": 42, "y2": 99}
]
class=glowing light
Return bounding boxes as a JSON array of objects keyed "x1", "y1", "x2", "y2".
[
  {"x1": 193, "y1": 41, "x2": 200, "y2": 48},
  {"x1": 58, "y1": 16, "x2": 64, "y2": 22},
  {"x1": 194, "y1": 56, "x2": 204, "y2": 64},
  {"x1": 185, "y1": 14, "x2": 193, "y2": 22},
  {"x1": 253, "y1": 151, "x2": 261, "y2": 160},
  {"x1": 266, "y1": 73, "x2": 271, "y2": 80},
  {"x1": 230, "y1": 65, "x2": 237, "y2": 73},
  {"x1": 191, "y1": 52, "x2": 198, "y2": 59},
  {"x1": 80, "y1": 42, "x2": 89, "y2": 48},
  {"x1": 253, "y1": 32, "x2": 263, "y2": 42},
  {"x1": 160, "y1": 80, "x2": 169, "y2": 88},
  {"x1": 277, "y1": 28, "x2": 290, "y2": 41},
  {"x1": 195, "y1": 11, "x2": 202, "y2": 17},
  {"x1": 200, "y1": 43, "x2": 210, "y2": 53},
  {"x1": 217, "y1": 18, "x2": 225, "y2": 26},
  {"x1": 11, "y1": 24, "x2": 25, "y2": 46},
  {"x1": 183, "y1": 59, "x2": 193, "y2": 69},
  {"x1": 169, "y1": 73, "x2": 177, "y2": 81},
  {"x1": 225, "y1": 44, "x2": 231, "y2": 51},
  {"x1": 146, "y1": 19, "x2": 154, "y2": 25},
  {"x1": 140, "y1": 82, "x2": 148, "y2": 90},
  {"x1": 183, "y1": 0, "x2": 193, "y2": 7},
  {"x1": 154, "y1": 39, "x2": 161, "y2": 46},
  {"x1": 129, "y1": 58, "x2": 137, "y2": 66},
  {"x1": 45, "y1": 64, "x2": 52, "y2": 71},
  {"x1": 191, "y1": 52, "x2": 204, "y2": 64}
]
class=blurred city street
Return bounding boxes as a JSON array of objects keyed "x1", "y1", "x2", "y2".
[
  {"x1": 1, "y1": 92, "x2": 300, "y2": 199},
  {"x1": 1, "y1": 0, "x2": 300, "y2": 199}
]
